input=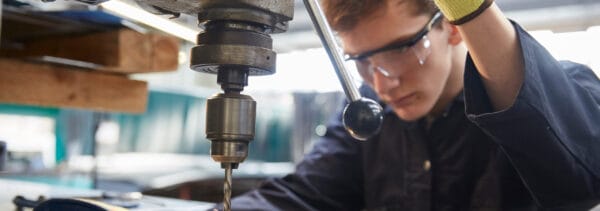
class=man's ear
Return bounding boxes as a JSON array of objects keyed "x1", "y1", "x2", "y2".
[{"x1": 443, "y1": 21, "x2": 462, "y2": 45}]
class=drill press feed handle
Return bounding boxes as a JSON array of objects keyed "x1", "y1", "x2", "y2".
[{"x1": 303, "y1": 0, "x2": 384, "y2": 140}]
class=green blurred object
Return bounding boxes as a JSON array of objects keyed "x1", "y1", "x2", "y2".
[
  {"x1": 111, "y1": 91, "x2": 294, "y2": 162},
  {"x1": 1, "y1": 175, "x2": 93, "y2": 189},
  {"x1": 0, "y1": 89, "x2": 302, "y2": 167}
]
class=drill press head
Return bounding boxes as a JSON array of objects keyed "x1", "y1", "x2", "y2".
[{"x1": 189, "y1": 1, "x2": 294, "y2": 169}]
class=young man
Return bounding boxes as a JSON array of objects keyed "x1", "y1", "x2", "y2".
[{"x1": 224, "y1": 0, "x2": 600, "y2": 210}]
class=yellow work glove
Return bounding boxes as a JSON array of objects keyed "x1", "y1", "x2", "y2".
[{"x1": 433, "y1": 0, "x2": 494, "y2": 25}]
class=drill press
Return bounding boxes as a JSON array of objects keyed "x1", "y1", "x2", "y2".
[
  {"x1": 188, "y1": 1, "x2": 294, "y2": 210},
  {"x1": 79, "y1": 0, "x2": 382, "y2": 209},
  {"x1": 193, "y1": 2, "x2": 384, "y2": 210}
]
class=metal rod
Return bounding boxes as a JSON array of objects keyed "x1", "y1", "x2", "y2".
[
  {"x1": 223, "y1": 163, "x2": 233, "y2": 211},
  {"x1": 0, "y1": 0, "x2": 3, "y2": 49},
  {"x1": 91, "y1": 113, "x2": 103, "y2": 190},
  {"x1": 303, "y1": 0, "x2": 361, "y2": 102}
]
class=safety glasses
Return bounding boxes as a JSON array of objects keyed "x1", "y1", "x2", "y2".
[{"x1": 345, "y1": 11, "x2": 442, "y2": 82}]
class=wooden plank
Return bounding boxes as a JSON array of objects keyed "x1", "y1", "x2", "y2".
[
  {"x1": 150, "y1": 33, "x2": 180, "y2": 71},
  {"x1": 1, "y1": 29, "x2": 180, "y2": 74},
  {"x1": 0, "y1": 58, "x2": 148, "y2": 113}
]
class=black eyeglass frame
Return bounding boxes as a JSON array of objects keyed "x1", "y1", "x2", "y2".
[{"x1": 345, "y1": 11, "x2": 443, "y2": 61}]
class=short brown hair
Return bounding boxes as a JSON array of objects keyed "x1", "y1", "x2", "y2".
[{"x1": 322, "y1": 0, "x2": 438, "y2": 32}]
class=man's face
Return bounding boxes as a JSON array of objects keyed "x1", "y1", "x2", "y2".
[{"x1": 339, "y1": 2, "x2": 456, "y2": 121}]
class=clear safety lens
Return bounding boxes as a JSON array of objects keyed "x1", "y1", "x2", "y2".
[{"x1": 354, "y1": 35, "x2": 432, "y2": 82}]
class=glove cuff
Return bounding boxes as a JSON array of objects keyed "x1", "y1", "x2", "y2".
[{"x1": 434, "y1": 0, "x2": 494, "y2": 25}]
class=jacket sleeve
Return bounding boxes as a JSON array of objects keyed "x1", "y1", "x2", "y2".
[
  {"x1": 463, "y1": 21, "x2": 600, "y2": 208},
  {"x1": 220, "y1": 104, "x2": 365, "y2": 211}
]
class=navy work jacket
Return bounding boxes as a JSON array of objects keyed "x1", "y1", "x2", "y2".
[{"x1": 226, "y1": 22, "x2": 600, "y2": 210}]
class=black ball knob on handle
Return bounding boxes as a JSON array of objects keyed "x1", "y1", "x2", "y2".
[
  {"x1": 304, "y1": 0, "x2": 383, "y2": 140},
  {"x1": 343, "y1": 98, "x2": 383, "y2": 141}
]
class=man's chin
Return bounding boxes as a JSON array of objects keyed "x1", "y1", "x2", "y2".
[{"x1": 393, "y1": 108, "x2": 427, "y2": 122}]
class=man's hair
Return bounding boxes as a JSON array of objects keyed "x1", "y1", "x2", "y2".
[{"x1": 322, "y1": 0, "x2": 438, "y2": 32}]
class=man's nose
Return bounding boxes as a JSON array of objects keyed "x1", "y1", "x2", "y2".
[{"x1": 372, "y1": 68, "x2": 400, "y2": 94}]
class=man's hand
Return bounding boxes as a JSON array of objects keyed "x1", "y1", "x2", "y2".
[{"x1": 434, "y1": 0, "x2": 494, "y2": 25}]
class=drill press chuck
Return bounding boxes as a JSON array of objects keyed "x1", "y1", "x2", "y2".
[{"x1": 205, "y1": 93, "x2": 256, "y2": 164}]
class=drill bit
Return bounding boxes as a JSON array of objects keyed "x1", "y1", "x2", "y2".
[{"x1": 223, "y1": 163, "x2": 233, "y2": 211}]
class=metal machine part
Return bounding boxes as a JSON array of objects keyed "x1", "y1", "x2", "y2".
[
  {"x1": 222, "y1": 163, "x2": 233, "y2": 211},
  {"x1": 187, "y1": 1, "x2": 293, "y2": 210},
  {"x1": 205, "y1": 93, "x2": 256, "y2": 164},
  {"x1": 136, "y1": 0, "x2": 294, "y2": 33},
  {"x1": 190, "y1": 1, "x2": 292, "y2": 167},
  {"x1": 302, "y1": 0, "x2": 383, "y2": 141},
  {"x1": 189, "y1": 0, "x2": 380, "y2": 207}
]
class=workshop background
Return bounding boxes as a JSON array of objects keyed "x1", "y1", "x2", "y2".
[{"x1": 0, "y1": 0, "x2": 599, "y2": 209}]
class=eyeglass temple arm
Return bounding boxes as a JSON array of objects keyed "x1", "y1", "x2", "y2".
[{"x1": 303, "y1": 0, "x2": 383, "y2": 141}]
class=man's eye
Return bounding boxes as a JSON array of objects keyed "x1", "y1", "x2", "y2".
[
  {"x1": 391, "y1": 47, "x2": 409, "y2": 54},
  {"x1": 357, "y1": 59, "x2": 370, "y2": 66}
]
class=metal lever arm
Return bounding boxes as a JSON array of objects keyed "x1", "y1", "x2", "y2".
[
  {"x1": 302, "y1": 0, "x2": 359, "y2": 102},
  {"x1": 303, "y1": 0, "x2": 383, "y2": 141}
]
